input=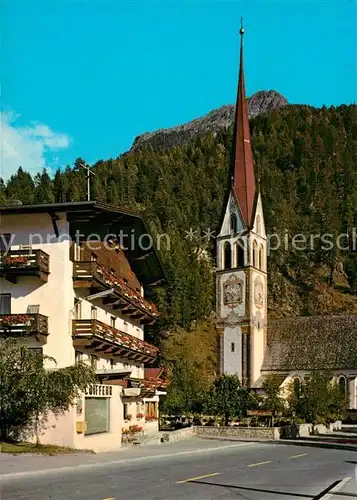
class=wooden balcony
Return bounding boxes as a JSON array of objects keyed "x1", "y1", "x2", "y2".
[
  {"x1": 72, "y1": 319, "x2": 158, "y2": 363},
  {"x1": 0, "y1": 313, "x2": 49, "y2": 339},
  {"x1": 73, "y1": 261, "x2": 159, "y2": 324},
  {"x1": 0, "y1": 250, "x2": 50, "y2": 283}
]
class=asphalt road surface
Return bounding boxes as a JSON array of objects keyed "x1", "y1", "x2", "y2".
[{"x1": 1, "y1": 439, "x2": 357, "y2": 500}]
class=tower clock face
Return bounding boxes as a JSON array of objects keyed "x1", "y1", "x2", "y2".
[{"x1": 254, "y1": 277, "x2": 264, "y2": 309}]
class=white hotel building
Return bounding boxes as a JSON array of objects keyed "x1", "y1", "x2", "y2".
[{"x1": 0, "y1": 201, "x2": 166, "y2": 451}]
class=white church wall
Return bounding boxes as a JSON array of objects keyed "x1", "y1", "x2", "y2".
[
  {"x1": 249, "y1": 267, "x2": 267, "y2": 384},
  {"x1": 221, "y1": 325, "x2": 243, "y2": 377},
  {"x1": 274, "y1": 371, "x2": 357, "y2": 410}
]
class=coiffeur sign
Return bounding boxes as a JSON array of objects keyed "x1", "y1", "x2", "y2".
[{"x1": 85, "y1": 384, "x2": 112, "y2": 396}]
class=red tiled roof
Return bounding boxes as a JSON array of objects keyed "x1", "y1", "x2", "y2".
[{"x1": 144, "y1": 368, "x2": 164, "y2": 380}]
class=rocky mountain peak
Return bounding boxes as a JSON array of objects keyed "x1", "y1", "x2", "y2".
[{"x1": 130, "y1": 90, "x2": 288, "y2": 152}]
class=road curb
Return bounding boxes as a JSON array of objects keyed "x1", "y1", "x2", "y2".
[
  {"x1": 196, "y1": 435, "x2": 357, "y2": 451},
  {"x1": 277, "y1": 439, "x2": 357, "y2": 452},
  {"x1": 318, "y1": 477, "x2": 353, "y2": 499}
]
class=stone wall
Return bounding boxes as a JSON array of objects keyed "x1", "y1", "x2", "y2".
[
  {"x1": 194, "y1": 421, "x2": 342, "y2": 441},
  {"x1": 194, "y1": 426, "x2": 280, "y2": 440},
  {"x1": 160, "y1": 427, "x2": 195, "y2": 443}
]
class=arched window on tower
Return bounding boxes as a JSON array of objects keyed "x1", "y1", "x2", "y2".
[
  {"x1": 252, "y1": 240, "x2": 258, "y2": 268},
  {"x1": 256, "y1": 215, "x2": 261, "y2": 235},
  {"x1": 224, "y1": 241, "x2": 232, "y2": 270},
  {"x1": 236, "y1": 241, "x2": 245, "y2": 267},
  {"x1": 230, "y1": 213, "x2": 238, "y2": 235},
  {"x1": 259, "y1": 244, "x2": 264, "y2": 270}
]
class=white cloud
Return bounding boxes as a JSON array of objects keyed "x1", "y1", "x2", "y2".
[{"x1": 0, "y1": 110, "x2": 71, "y2": 180}]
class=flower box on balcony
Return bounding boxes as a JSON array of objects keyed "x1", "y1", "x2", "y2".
[
  {"x1": 0, "y1": 314, "x2": 34, "y2": 327},
  {"x1": 3, "y1": 256, "x2": 29, "y2": 267}
]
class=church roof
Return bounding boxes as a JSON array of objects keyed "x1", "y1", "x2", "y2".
[
  {"x1": 231, "y1": 22, "x2": 256, "y2": 228},
  {"x1": 262, "y1": 315, "x2": 357, "y2": 372}
]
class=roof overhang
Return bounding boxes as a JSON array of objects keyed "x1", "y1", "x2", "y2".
[
  {"x1": 0, "y1": 201, "x2": 166, "y2": 287},
  {"x1": 95, "y1": 369, "x2": 132, "y2": 382}
]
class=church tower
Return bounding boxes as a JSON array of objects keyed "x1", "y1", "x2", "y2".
[{"x1": 216, "y1": 22, "x2": 267, "y2": 387}]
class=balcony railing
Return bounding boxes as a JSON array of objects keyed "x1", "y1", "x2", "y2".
[
  {"x1": 0, "y1": 250, "x2": 50, "y2": 283},
  {"x1": 73, "y1": 260, "x2": 158, "y2": 323},
  {"x1": 72, "y1": 319, "x2": 158, "y2": 363},
  {"x1": 0, "y1": 313, "x2": 49, "y2": 338}
]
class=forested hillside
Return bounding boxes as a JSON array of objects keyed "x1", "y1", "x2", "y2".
[{"x1": 1, "y1": 104, "x2": 357, "y2": 344}]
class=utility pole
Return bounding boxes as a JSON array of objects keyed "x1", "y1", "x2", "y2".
[{"x1": 78, "y1": 162, "x2": 95, "y2": 201}]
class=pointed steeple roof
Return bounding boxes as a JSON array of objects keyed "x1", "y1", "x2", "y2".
[{"x1": 231, "y1": 20, "x2": 256, "y2": 227}]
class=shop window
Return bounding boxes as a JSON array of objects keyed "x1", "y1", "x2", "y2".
[{"x1": 85, "y1": 398, "x2": 110, "y2": 435}]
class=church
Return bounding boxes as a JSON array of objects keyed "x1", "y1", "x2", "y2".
[{"x1": 216, "y1": 25, "x2": 357, "y2": 410}]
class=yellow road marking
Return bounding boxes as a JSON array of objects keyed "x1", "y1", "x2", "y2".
[
  {"x1": 247, "y1": 460, "x2": 272, "y2": 468},
  {"x1": 102, "y1": 497, "x2": 115, "y2": 500},
  {"x1": 176, "y1": 472, "x2": 221, "y2": 484},
  {"x1": 290, "y1": 453, "x2": 307, "y2": 459}
]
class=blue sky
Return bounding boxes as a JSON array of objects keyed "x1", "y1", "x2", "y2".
[{"x1": 1, "y1": 0, "x2": 356, "y2": 180}]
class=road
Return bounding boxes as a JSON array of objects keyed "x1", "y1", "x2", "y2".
[{"x1": 1, "y1": 438, "x2": 356, "y2": 500}]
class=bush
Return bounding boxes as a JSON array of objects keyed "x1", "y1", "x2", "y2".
[{"x1": 0, "y1": 339, "x2": 95, "y2": 442}]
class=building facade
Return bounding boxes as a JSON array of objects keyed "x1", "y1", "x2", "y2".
[
  {"x1": 216, "y1": 27, "x2": 357, "y2": 409},
  {"x1": 0, "y1": 201, "x2": 166, "y2": 451}
]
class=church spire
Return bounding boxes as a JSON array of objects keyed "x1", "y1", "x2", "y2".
[{"x1": 231, "y1": 19, "x2": 256, "y2": 227}]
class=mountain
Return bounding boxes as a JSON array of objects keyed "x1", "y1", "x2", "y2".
[
  {"x1": 130, "y1": 90, "x2": 288, "y2": 152},
  {"x1": 2, "y1": 104, "x2": 357, "y2": 334}
]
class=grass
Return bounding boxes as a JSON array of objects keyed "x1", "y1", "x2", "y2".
[{"x1": 0, "y1": 441, "x2": 94, "y2": 455}]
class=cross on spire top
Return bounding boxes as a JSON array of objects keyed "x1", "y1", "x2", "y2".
[{"x1": 240, "y1": 17, "x2": 244, "y2": 35}]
